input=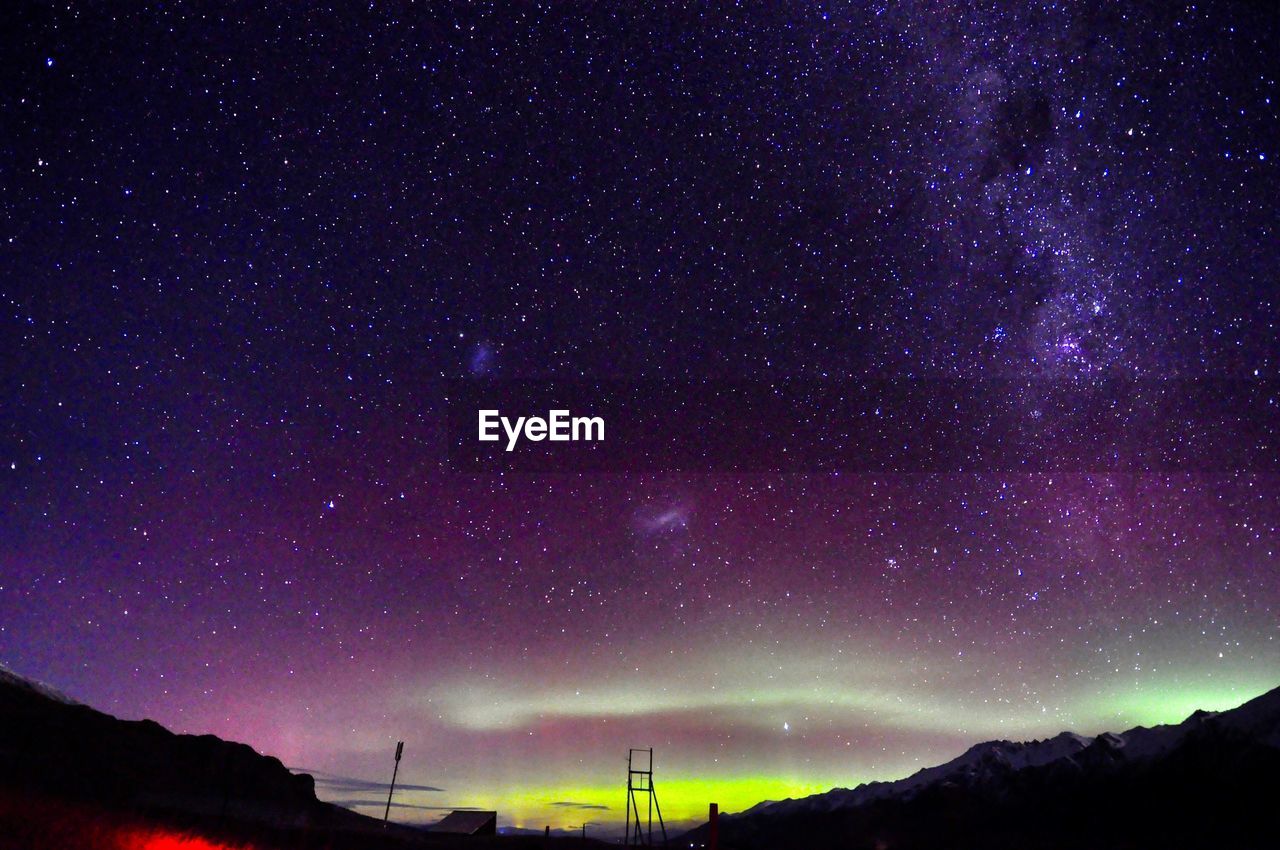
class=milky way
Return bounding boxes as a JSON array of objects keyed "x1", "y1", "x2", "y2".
[{"x1": 1, "y1": 2, "x2": 1277, "y2": 833}]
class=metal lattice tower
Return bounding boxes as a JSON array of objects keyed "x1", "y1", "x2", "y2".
[{"x1": 624, "y1": 747, "x2": 668, "y2": 848}]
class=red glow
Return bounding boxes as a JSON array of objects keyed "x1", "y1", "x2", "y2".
[{"x1": 118, "y1": 826, "x2": 252, "y2": 850}]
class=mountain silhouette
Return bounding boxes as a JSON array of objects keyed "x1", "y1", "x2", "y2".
[
  {"x1": 682, "y1": 686, "x2": 1280, "y2": 850},
  {"x1": 0, "y1": 664, "x2": 602, "y2": 848},
  {"x1": 0, "y1": 663, "x2": 322, "y2": 820}
]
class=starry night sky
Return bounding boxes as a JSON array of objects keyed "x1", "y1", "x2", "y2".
[{"x1": 2, "y1": 1, "x2": 1278, "y2": 833}]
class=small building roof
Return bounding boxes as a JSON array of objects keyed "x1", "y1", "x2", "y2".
[{"x1": 431, "y1": 809, "x2": 498, "y2": 835}]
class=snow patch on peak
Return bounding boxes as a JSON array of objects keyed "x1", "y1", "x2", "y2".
[
  {"x1": 942, "y1": 730, "x2": 1093, "y2": 773},
  {"x1": 739, "y1": 799, "x2": 780, "y2": 815},
  {"x1": 0, "y1": 662, "x2": 80, "y2": 706}
]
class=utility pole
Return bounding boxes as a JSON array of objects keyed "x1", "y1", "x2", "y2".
[{"x1": 383, "y1": 740, "x2": 404, "y2": 825}]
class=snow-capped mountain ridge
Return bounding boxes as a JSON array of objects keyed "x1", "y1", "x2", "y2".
[
  {"x1": 738, "y1": 694, "x2": 1268, "y2": 820},
  {"x1": 686, "y1": 685, "x2": 1280, "y2": 850},
  {"x1": 0, "y1": 662, "x2": 79, "y2": 706},
  {"x1": 753, "y1": 729, "x2": 1097, "y2": 817}
]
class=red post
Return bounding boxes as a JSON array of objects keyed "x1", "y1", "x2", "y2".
[{"x1": 709, "y1": 802, "x2": 719, "y2": 850}]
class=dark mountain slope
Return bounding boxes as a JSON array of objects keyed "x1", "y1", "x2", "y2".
[
  {"x1": 682, "y1": 685, "x2": 1280, "y2": 850},
  {"x1": 0, "y1": 663, "x2": 318, "y2": 819},
  {"x1": 0, "y1": 664, "x2": 610, "y2": 849}
]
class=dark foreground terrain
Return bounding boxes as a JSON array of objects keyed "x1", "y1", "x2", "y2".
[
  {"x1": 681, "y1": 684, "x2": 1280, "y2": 850},
  {"x1": 0, "y1": 666, "x2": 604, "y2": 850}
]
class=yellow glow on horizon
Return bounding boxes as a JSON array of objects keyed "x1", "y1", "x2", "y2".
[{"x1": 437, "y1": 774, "x2": 843, "y2": 831}]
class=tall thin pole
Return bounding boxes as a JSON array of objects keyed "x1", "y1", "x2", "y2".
[
  {"x1": 624, "y1": 749, "x2": 632, "y2": 845},
  {"x1": 647, "y1": 747, "x2": 653, "y2": 842},
  {"x1": 384, "y1": 740, "x2": 404, "y2": 824}
]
